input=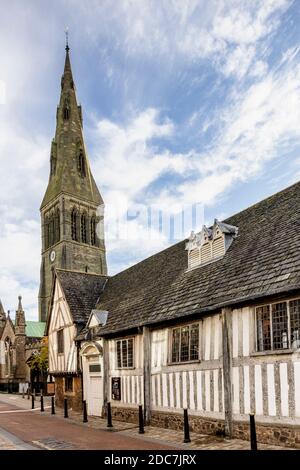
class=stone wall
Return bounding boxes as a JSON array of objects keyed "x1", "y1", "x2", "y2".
[
  {"x1": 54, "y1": 375, "x2": 83, "y2": 412},
  {"x1": 111, "y1": 406, "x2": 139, "y2": 424},
  {"x1": 111, "y1": 406, "x2": 300, "y2": 448}
]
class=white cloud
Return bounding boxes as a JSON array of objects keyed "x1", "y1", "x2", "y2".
[
  {"x1": 74, "y1": 0, "x2": 290, "y2": 78},
  {"x1": 92, "y1": 48, "x2": 300, "y2": 242}
]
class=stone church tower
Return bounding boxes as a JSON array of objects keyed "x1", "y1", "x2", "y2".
[{"x1": 38, "y1": 44, "x2": 107, "y2": 322}]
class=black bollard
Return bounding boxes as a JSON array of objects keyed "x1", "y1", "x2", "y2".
[
  {"x1": 31, "y1": 394, "x2": 35, "y2": 409},
  {"x1": 64, "y1": 398, "x2": 68, "y2": 418},
  {"x1": 107, "y1": 402, "x2": 113, "y2": 428},
  {"x1": 183, "y1": 408, "x2": 191, "y2": 443},
  {"x1": 51, "y1": 396, "x2": 55, "y2": 415},
  {"x1": 83, "y1": 400, "x2": 88, "y2": 423},
  {"x1": 250, "y1": 414, "x2": 257, "y2": 450},
  {"x1": 139, "y1": 405, "x2": 144, "y2": 434},
  {"x1": 40, "y1": 393, "x2": 44, "y2": 412},
  {"x1": 27, "y1": 388, "x2": 30, "y2": 400}
]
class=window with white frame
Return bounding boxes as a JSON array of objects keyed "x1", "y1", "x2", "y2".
[
  {"x1": 256, "y1": 299, "x2": 300, "y2": 351},
  {"x1": 170, "y1": 323, "x2": 199, "y2": 363},
  {"x1": 116, "y1": 338, "x2": 134, "y2": 368}
]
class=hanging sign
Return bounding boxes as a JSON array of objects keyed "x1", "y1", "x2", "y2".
[{"x1": 111, "y1": 377, "x2": 121, "y2": 401}]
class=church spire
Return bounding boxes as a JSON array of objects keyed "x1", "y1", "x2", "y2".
[
  {"x1": 38, "y1": 39, "x2": 107, "y2": 322},
  {"x1": 40, "y1": 39, "x2": 102, "y2": 209}
]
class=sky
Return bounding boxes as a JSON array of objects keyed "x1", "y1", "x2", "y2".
[{"x1": 1, "y1": 0, "x2": 300, "y2": 320}]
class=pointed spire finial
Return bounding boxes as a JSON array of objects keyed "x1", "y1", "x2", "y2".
[
  {"x1": 18, "y1": 295, "x2": 23, "y2": 311},
  {"x1": 65, "y1": 27, "x2": 69, "y2": 52}
]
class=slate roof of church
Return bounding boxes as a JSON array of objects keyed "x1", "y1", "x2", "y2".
[
  {"x1": 55, "y1": 181, "x2": 300, "y2": 337},
  {"x1": 95, "y1": 181, "x2": 300, "y2": 335},
  {"x1": 55, "y1": 270, "x2": 108, "y2": 325}
]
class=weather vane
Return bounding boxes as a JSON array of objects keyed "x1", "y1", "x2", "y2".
[{"x1": 65, "y1": 27, "x2": 69, "y2": 51}]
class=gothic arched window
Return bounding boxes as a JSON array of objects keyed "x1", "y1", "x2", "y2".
[
  {"x1": 49, "y1": 213, "x2": 54, "y2": 247},
  {"x1": 78, "y1": 151, "x2": 86, "y2": 177},
  {"x1": 81, "y1": 213, "x2": 87, "y2": 244},
  {"x1": 71, "y1": 208, "x2": 79, "y2": 241},
  {"x1": 90, "y1": 216, "x2": 96, "y2": 246},
  {"x1": 54, "y1": 208, "x2": 60, "y2": 244},
  {"x1": 44, "y1": 216, "x2": 49, "y2": 249},
  {"x1": 4, "y1": 337, "x2": 12, "y2": 377}
]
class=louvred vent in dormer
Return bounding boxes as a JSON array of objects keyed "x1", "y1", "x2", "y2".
[{"x1": 186, "y1": 219, "x2": 238, "y2": 270}]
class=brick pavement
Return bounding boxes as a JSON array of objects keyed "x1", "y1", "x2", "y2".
[{"x1": 0, "y1": 393, "x2": 291, "y2": 450}]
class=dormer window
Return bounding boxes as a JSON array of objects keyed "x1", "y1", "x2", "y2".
[{"x1": 186, "y1": 219, "x2": 238, "y2": 270}]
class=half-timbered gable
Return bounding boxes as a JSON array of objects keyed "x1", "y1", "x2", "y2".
[
  {"x1": 48, "y1": 277, "x2": 77, "y2": 374},
  {"x1": 46, "y1": 269, "x2": 107, "y2": 410}
]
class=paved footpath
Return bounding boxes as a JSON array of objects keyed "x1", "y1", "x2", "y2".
[{"x1": 0, "y1": 394, "x2": 290, "y2": 450}]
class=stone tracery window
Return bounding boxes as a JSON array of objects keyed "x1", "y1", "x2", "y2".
[
  {"x1": 90, "y1": 216, "x2": 96, "y2": 246},
  {"x1": 71, "y1": 208, "x2": 79, "y2": 241},
  {"x1": 44, "y1": 215, "x2": 49, "y2": 249},
  {"x1": 54, "y1": 208, "x2": 60, "y2": 244},
  {"x1": 48, "y1": 212, "x2": 54, "y2": 247},
  {"x1": 4, "y1": 337, "x2": 13, "y2": 377},
  {"x1": 81, "y1": 213, "x2": 87, "y2": 244}
]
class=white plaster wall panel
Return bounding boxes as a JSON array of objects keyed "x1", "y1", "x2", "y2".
[
  {"x1": 151, "y1": 375, "x2": 156, "y2": 406},
  {"x1": 189, "y1": 371, "x2": 195, "y2": 410},
  {"x1": 204, "y1": 317, "x2": 211, "y2": 360},
  {"x1": 244, "y1": 365, "x2": 250, "y2": 414},
  {"x1": 254, "y1": 366, "x2": 263, "y2": 415},
  {"x1": 267, "y1": 364, "x2": 276, "y2": 416},
  {"x1": 175, "y1": 372, "x2": 180, "y2": 409},
  {"x1": 205, "y1": 370, "x2": 210, "y2": 411},
  {"x1": 162, "y1": 373, "x2": 168, "y2": 407},
  {"x1": 232, "y1": 310, "x2": 239, "y2": 358},
  {"x1": 156, "y1": 374, "x2": 161, "y2": 407},
  {"x1": 169, "y1": 373, "x2": 175, "y2": 408},
  {"x1": 214, "y1": 316, "x2": 219, "y2": 359},
  {"x1": 242, "y1": 308, "x2": 250, "y2": 357},
  {"x1": 131, "y1": 375, "x2": 135, "y2": 404},
  {"x1": 213, "y1": 369, "x2": 219, "y2": 412},
  {"x1": 294, "y1": 362, "x2": 300, "y2": 417},
  {"x1": 196, "y1": 370, "x2": 202, "y2": 411},
  {"x1": 182, "y1": 372, "x2": 187, "y2": 409},
  {"x1": 232, "y1": 366, "x2": 240, "y2": 414},
  {"x1": 279, "y1": 362, "x2": 289, "y2": 417}
]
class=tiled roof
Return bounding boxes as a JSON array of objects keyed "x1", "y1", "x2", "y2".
[
  {"x1": 96, "y1": 181, "x2": 300, "y2": 334},
  {"x1": 56, "y1": 270, "x2": 108, "y2": 324}
]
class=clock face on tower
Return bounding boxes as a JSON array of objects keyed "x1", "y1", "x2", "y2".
[{"x1": 50, "y1": 250, "x2": 56, "y2": 263}]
